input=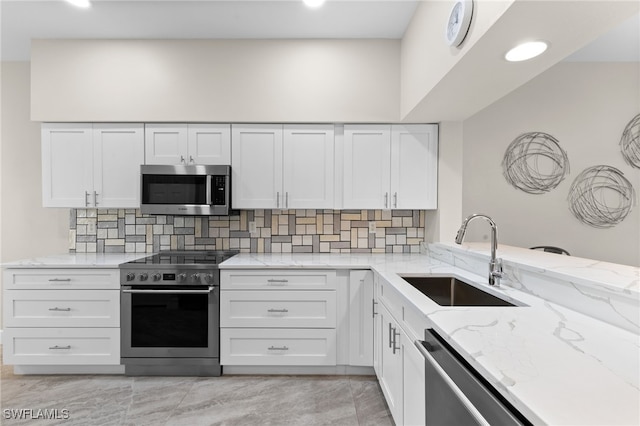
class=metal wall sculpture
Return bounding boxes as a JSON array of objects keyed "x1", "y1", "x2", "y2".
[
  {"x1": 620, "y1": 114, "x2": 640, "y2": 169},
  {"x1": 502, "y1": 132, "x2": 569, "y2": 194}
]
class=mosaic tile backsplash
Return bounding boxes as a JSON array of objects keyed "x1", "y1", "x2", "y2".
[{"x1": 70, "y1": 209, "x2": 425, "y2": 254}]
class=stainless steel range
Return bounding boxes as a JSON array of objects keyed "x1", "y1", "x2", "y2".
[{"x1": 119, "y1": 250, "x2": 238, "y2": 376}]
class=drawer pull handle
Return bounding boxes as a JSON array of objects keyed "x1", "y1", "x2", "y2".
[
  {"x1": 49, "y1": 345, "x2": 71, "y2": 350},
  {"x1": 267, "y1": 308, "x2": 289, "y2": 313},
  {"x1": 48, "y1": 278, "x2": 71, "y2": 282},
  {"x1": 268, "y1": 346, "x2": 289, "y2": 351},
  {"x1": 267, "y1": 279, "x2": 288, "y2": 285},
  {"x1": 48, "y1": 307, "x2": 71, "y2": 312}
]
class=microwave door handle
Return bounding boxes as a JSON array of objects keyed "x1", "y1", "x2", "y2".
[{"x1": 206, "y1": 175, "x2": 212, "y2": 205}]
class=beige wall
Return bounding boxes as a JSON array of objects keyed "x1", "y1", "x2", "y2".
[
  {"x1": 462, "y1": 62, "x2": 640, "y2": 266},
  {"x1": 1, "y1": 62, "x2": 69, "y2": 259},
  {"x1": 31, "y1": 39, "x2": 400, "y2": 123}
]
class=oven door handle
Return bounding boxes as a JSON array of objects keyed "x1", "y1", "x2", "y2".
[{"x1": 122, "y1": 287, "x2": 216, "y2": 294}]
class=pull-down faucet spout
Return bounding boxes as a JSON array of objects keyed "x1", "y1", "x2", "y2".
[{"x1": 455, "y1": 214, "x2": 503, "y2": 286}]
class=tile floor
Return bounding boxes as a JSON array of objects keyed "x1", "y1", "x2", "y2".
[{"x1": 1, "y1": 352, "x2": 393, "y2": 425}]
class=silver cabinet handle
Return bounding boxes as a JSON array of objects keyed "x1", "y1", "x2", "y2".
[
  {"x1": 85, "y1": 191, "x2": 90, "y2": 207},
  {"x1": 384, "y1": 192, "x2": 388, "y2": 208},
  {"x1": 393, "y1": 192, "x2": 398, "y2": 208},
  {"x1": 94, "y1": 191, "x2": 99, "y2": 206},
  {"x1": 48, "y1": 278, "x2": 71, "y2": 283},
  {"x1": 388, "y1": 322, "x2": 393, "y2": 348},
  {"x1": 49, "y1": 345, "x2": 71, "y2": 350},
  {"x1": 48, "y1": 307, "x2": 71, "y2": 312},
  {"x1": 285, "y1": 192, "x2": 289, "y2": 209},
  {"x1": 267, "y1": 279, "x2": 288, "y2": 285},
  {"x1": 267, "y1": 308, "x2": 289, "y2": 313},
  {"x1": 392, "y1": 328, "x2": 401, "y2": 354},
  {"x1": 180, "y1": 155, "x2": 185, "y2": 163},
  {"x1": 268, "y1": 346, "x2": 289, "y2": 351},
  {"x1": 372, "y1": 300, "x2": 378, "y2": 317},
  {"x1": 276, "y1": 191, "x2": 280, "y2": 208},
  {"x1": 189, "y1": 155, "x2": 194, "y2": 163}
]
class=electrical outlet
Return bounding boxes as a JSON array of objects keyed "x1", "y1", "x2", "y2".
[
  {"x1": 249, "y1": 221, "x2": 257, "y2": 234},
  {"x1": 368, "y1": 221, "x2": 376, "y2": 234}
]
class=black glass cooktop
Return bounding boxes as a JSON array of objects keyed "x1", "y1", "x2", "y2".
[{"x1": 124, "y1": 250, "x2": 239, "y2": 266}]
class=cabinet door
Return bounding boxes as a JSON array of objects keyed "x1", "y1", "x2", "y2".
[
  {"x1": 348, "y1": 270, "x2": 374, "y2": 367},
  {"x1": 187, "y1": 124, "x2": 231, "y2": 165},
  {"x1": 391, "y1": 124, "x2": 438, "y2": 210},
  {"x1": 343, "y1": 125, "x2": 391, "y2": 209},
  {"x1": 41, "y1": 123, "x2": 93, "y2": 207},
  {"x1": 144, "y1": 124, "x2": 188, "y2": 165},
  {"x1": 283, "y1": 125, "x2": 334, "y2": 208},
  {"x1": 231, "y1": 124, "x2": 283, "y2": 209},
  {"x1": 93, "y1": 124, "x2": 144, "y2": 208},
  {"x1": 377, "y1": 302, "x2": 403, "y2": 425},
  {"x1": 403, "y1": 328, "x2": 426, "y2": 426}
]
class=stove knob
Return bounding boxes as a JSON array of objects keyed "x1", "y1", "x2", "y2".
[
  {"x1": 204, "y1": 273, "x2": 215, "y2": 284},
  {"x1": 126, "y1": 272, "x2": 135, "y2": 281},
  {"x1": 190, "y1": 273, "x2": 201, "y2": 283},
  {"x1": 152, "y1": 273, "x2": 161, "y2": 281},
  {"x1": 177, "y1": 273, "x2": 186, "y2": 282},
  {"x1": 138, "y1": 273, "x2": 148, "y2": 281}
]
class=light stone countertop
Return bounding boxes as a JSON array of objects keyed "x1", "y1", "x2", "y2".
[
  {"x1": 1, "y1": 252, "x2": 147, "y2": 268},
  {"x1": 3, "y1": 245, "x2": 639, "y2": 424},
  {"x1": 220, "y1": 245, "x2": 640, "y2": 426}
]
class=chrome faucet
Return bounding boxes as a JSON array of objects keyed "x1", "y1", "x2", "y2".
[{"x1": 455, "y1": 213, "x2": 503, "y2": 286}]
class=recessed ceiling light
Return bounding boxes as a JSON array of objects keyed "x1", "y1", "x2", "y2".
[
  {"x1": 505, "y1": 41, "x2": 548, "y2": 62},
  {"x1": 303, "y1": 0, "x2": 325, "y2": 8},
  {"x1": 65, "y1": 0, "x2": 91, "y2": 8}
]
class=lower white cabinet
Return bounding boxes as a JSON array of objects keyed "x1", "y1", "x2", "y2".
[
  {"x1": 220, "y1": 328, "x2": 336, "y2": 366},
  {"x1": 2, "y1": 268, "x2": 121, "y2": 368},
  {"x1": 374, "y1": 273, "x2": 426, "y2": 426}
]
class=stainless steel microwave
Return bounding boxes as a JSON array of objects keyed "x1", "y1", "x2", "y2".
[{"x1": 140, "y1": 165, "x2": 231, "y2": 215}]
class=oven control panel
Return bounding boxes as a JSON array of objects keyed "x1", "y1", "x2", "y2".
[{"x1": 122, "y1": 270, "x2": 217, "y2": 285}]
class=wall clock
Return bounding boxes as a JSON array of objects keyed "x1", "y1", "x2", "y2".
[{"x1": 446, "y1": 0, "x2": 474, "y2": 47}]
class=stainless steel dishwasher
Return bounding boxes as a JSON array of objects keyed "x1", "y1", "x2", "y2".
[{"x1": 416, "y1": 328, "x2": 531, "y2": 426}]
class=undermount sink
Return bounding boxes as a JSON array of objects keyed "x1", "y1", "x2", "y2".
[{"x1": 399, "y1": 275, "x2": 517, "y2": 307}]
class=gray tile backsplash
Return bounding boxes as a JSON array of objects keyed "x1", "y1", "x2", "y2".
[{"x1": 69, "y1": 209, "x2": 425, "y2": 253}]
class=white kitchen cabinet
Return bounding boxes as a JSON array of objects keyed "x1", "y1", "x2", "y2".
[
  {"x1": 374, "y1": 273, "x2": 427, "y2": 426},
  {"x1": 231, "y1": 124, "x2": 334, "y2": 209},
  {"x1": 145, "y1": 123, "x2": 231, "y2": 165},
  {"x1": 2, "y1": 268, "x2": 121, "y2": 367},
  {"x1": 220, "y1": 269, "x2": 338, "y2": 367},
  {"x1": 343, "y1": 124, "x2": 438, "y2": 210},
  {"x1": 348, "y1": 270, "x2": 374, "y2": 367},
  {"x1": 41, "y1": 123, "x2": 144, "y2": 208}
]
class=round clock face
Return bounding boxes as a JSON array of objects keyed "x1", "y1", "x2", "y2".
[{"x1": 446, "y1": 0, "x2": 473, "y2": 47}]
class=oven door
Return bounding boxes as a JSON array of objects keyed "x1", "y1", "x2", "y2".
[{"x1": 121, "y1": 285, "x2": 219, "y2": 359}]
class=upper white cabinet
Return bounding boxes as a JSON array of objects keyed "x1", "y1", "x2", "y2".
[
  {"x1": 232, "y1": 124, "x2": 335, "y2": 209},
  {"x1": 145, "y1": 124, "x2": 231, "y2": 165},
  {"x1": 42, "y1": 123, "x2": 144, "y2": 208},
  {"x1": 343, "y1": 124, "x2": 438, "y2": 210}
]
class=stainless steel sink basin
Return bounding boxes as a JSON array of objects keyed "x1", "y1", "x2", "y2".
[{"x1": 399, "y1": 275, "x2": 516, "y2": 307}]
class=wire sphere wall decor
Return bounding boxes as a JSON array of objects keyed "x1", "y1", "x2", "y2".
[
  {"x1": 567, "y1": 165, "x2": 636, "y2": 229},
  {"x1": 502, "y1": 132, "x2": 570, "y2": 194},
  {"x1": 620, "y1": 113, "x2": 640, "y2": 169}
]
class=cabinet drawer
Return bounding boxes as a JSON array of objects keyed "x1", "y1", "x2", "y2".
[
  {"x1": 220, "y1": 328, "x2": 336, "y2": 366},
  {"x1": 3, "y1": 269, "x2": 119, "y2": 290},
  {"x1": 220, "y1": 290, "x2": 336, "y2": 328},
  {"x1": 3, "y1": 290, "x2": 119, "y2": 328},
  {"x1": 2, "y1": 328, "x2": 120, "y2": 365},
  {"x1": 221, "y1": 270, "x2": 336, "y2": 290}
]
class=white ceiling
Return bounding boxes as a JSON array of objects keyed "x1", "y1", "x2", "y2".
[
  {"x1": 0, "y1": 0, "x2": 419, "y2": 61},
  {"x1": 0, "y1": 0, "x2": 637, "y2": 62}
]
